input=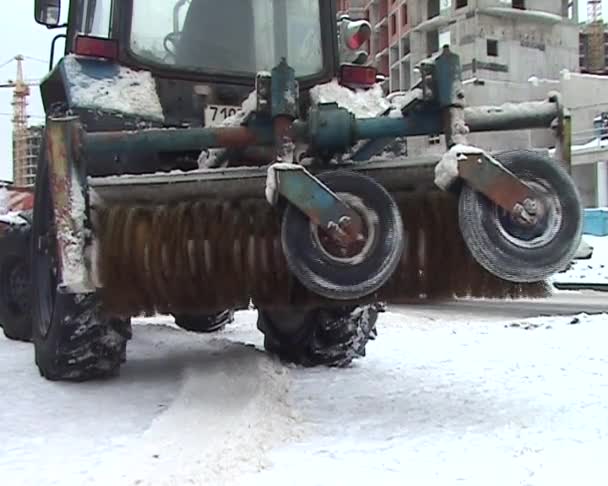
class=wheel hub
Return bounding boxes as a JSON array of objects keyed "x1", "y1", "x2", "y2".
[
  {"x1": 311, "y1": 193, "x2": 378, "y2": 265},
  {"x1": 497, "y1": 180, "x2": 562, "y2": 248}
]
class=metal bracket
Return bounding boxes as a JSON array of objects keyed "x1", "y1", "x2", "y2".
[
  {"x1": 457, "y1": 150, "x2": 540, "y2": 221},
  {"x1": 46, "y1": 116, "x2": 96, "y2": 294},
  {"x1": 270, "y1": 164, "x2": 364, "y2": 245}
]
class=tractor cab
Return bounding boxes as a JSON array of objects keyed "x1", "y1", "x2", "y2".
[{"x1": 35, "y1": 0, "x2": 340, "y2": 117}]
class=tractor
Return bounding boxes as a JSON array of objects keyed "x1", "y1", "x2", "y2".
[{"x1": 20, "y1": 0, "x2": 581, "y2": 381}]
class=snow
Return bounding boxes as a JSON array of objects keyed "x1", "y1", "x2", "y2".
[
  {"x1": 572, "y1": 137, "x2": 608, "y2": 152},
  {"x1": 387, "y1": 88, "x2": 423, "y2": 118},
  {"x1": 218, "y1": 91, "x2": 257, "y2": 128},
  {"x1": 3, "y1": 307, "x2": 608, "y2": 485},
  {"x1": 552, "y1": 235, "x2": 608, "y2": 285},
  {"x1": 309, "y1": 80, "x2": 390, "y2": 118},
  {"x1": 56, "y1": 171, "x2": 94, "y2": 293},
  {"x1": 0, "y1": 211, "x2": 28, "y2": 226},
  {"x1": 198, "y1": 91, "x2": 258, "y2": 169},
  {"x1": 265, "y1": 162, "x2": 304, "y2": 205},
  {"x1": 63, "y1": 55, "x2": 165, "y2": 122},
  {"x1": 434, "y1": 144, "x2": 484, "y2": 190}
]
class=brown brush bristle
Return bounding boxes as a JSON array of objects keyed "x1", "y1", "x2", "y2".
[{"x1": 95, "y1": 190, "x2": 552, "y2": 317}]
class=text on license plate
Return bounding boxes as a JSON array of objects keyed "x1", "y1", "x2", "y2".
[{"x1": 205, "y1": 105, "x2": 239, "y2": 126}]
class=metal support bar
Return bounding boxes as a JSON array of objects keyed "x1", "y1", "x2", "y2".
[
  {"x1": 45, "y1": 116, "x2": 95, "y2": 294},
  {"x1": 83, "y1": 125, "x2": 275, "y2": 156},
  {"x1": 274, "y1": 165, "x2": 364, "y2": 244},
  {"x1": 464, "y1": 99, "x2": 560, "y2": 133},
  {"x1": 80, "y1": 96, "x2": 563, "y2": 160},
  {"x1": 555, "y1": 110, "x2": 572, "y2": 173}
]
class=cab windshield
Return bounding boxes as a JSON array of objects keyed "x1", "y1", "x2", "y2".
[{"x1": 130, "y1": 0, "x2": 324, "y2": 77}]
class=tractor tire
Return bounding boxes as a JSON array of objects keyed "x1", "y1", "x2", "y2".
[
  {"x1": 31, "y1": 149, "x2": 129, "y2": 382},
  {"x1": 257, "y1": 304, "x2": 380, "y2": 368},
  {"x1": 458, "y1": 150, "x2": 583, "y2": 282},
  {"x1": 0, "y1": 217, "x2": 32, "y2": 342},
  {"x1": 172, "y1": 310, "x2": 234, "y2": 333}
]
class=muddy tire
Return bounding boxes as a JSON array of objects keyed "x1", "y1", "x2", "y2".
[
  {"x1": 31, "y1": 147, "x2": 129, "y2": 382},
  {"x1": 173, "y1": 310, "x2": 234, "y2": 333},
  {"x1": 458, "y1": 150, "x2": 583, "y2": 282},
  {"x1": 257, "y1": 304, "x2": 380, "y2": 367},
  {"x1": 0, "y1": 217, "x2": 32, "y2": 342}
]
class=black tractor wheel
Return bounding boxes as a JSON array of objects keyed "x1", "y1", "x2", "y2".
[
  {"x1": 31, "y1": 153, "x2": 129, "y2": 382},
  {"x1": 257, "y1": 304, "x2": 380, "y2": 368},
  {"x1": 458, "y1": 150, "x2": 583, "y2": 282},
  {"x1": 281, "y1": 171, "x2": 404, "y2": 301},
  {"x1": 172, "y1": 310, "x2": 234, "y2": 333},
  {"x1": 0, "y1": 217, "x2": 32, "y2": 342}
]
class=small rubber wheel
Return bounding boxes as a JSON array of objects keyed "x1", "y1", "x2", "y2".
[
  {"x1": 458, "y1": 150, "x2": 583, "y2": 282},
  {"x1": 172, "y1": 310, "x2": 234, "y2": 333},
  {"x1": 281, "y1": 171, "x2": 404, "y2": 300}
]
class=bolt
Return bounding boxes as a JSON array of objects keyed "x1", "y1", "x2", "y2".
[
  {"x1": 338, "y1": 216, "x2": 352, "y2": 228},
  {"x1": 522, "y1": 198, "x2": 538, "y2": 215},
  {"x1": 512, "y1": 203, "x2": 534, "y2": 225}
]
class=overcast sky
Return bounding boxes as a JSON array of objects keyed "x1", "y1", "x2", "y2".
[{"x1": 0, "y1": 1, "x2": 607, "y2": 182}]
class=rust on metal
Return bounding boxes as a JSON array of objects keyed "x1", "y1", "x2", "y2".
[
  {"x1": 457, "y1": 153, "x2": 538, "y2": 215},
  {"x1": 213, "y1": 127, "x2": 263, "y2": 148}
]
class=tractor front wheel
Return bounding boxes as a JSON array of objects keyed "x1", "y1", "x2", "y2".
[
  {"x1": 172, "y1": 310, "x2": 234, "y2": 333},
  {"x1": 257, "y1": 304, "x2": 380, "y2": 368}
]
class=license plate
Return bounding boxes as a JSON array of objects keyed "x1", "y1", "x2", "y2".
[{"x1": 205, "y1": 105, "x2": 239, "y2": 126}]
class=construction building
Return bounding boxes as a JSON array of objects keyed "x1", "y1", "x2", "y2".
[
  {"x1": 579, "y1": 26, "x2": 608, "y2": 74},
  {"x1": 338, "y1": 1, "x2": 608, "y2": 208},
  {"x1": 12, "y1": 125, "x2": 42, "y2": 188}
]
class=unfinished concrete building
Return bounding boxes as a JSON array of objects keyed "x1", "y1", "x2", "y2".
[{"x1": 12, "y1": 125, "x2": 42, "y2": 188}]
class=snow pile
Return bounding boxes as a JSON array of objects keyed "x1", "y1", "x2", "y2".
[
  {"x1": 552, "y1": 235, "x2": 608, "y2": 285},
  {"x1": 63, "y1": 55, "x2": 164, "y2": 122},
  {"x1": 309, "y1": 80, "x2": 390, "y2": 118},
  {"x1": 434, "y1": 144, "x2": 484, "y2": 190}
]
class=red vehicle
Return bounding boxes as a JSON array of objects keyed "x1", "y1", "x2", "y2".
[{"x1": 0, "y1": 183, "x2": 34, "y2": 341}]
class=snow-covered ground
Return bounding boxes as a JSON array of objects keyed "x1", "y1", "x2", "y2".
[
  {"x1": 552, "y1": 235, "x2": 608, "y2": 285},
  {"x1": 2, "y1": 308, "x2": 608, "y2": 486}
]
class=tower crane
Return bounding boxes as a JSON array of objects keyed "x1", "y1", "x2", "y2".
[{"x1": 0, "y1": 55, "x2": 41, "y2": 186}]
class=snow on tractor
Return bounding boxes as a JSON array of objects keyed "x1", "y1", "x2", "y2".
[{"x1": 20, "y1": 0, "x2": 581, "y2": 381}]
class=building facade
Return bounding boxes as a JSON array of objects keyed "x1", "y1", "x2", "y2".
[
  {"x1": 579, "y1": 26, "x2": 608, "y2": 74},
  {"x1": 337, "y1": 1, "x2": 608, "y2": 208}
]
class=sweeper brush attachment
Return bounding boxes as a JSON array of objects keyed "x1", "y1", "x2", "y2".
[
  {"x1": 42, "y1": 48, "x2": 580, "y2": 319},
  {"x1": 95, "y1": 188, "x2": 550, "y2": 318}
]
